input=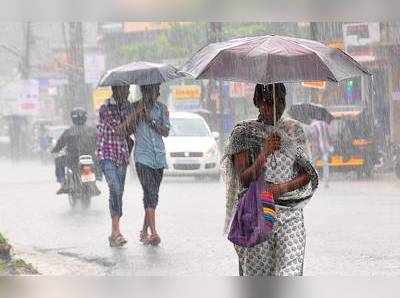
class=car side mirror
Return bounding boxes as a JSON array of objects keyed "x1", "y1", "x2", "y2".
[{"x1": 212, "y1": 131, "x2": 220, "y2": 140}]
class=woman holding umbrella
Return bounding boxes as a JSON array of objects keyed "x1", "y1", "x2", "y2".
[
  {"x1": 120, "y1": 84, "x2": 170, "y2": 246},
  {"x1": 182, "y1": 33, "x2": 369, "y2": 275},
  {"x1": 222, "y1": 83, "x2": 318, "y2": 276}
]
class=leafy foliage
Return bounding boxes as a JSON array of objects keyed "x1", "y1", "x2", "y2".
[
  {"x1": 118, "y1": 22, "x2": 310, "y2": 63},
  {"x1": 0, "y1": 233, "x2": 7, "y2": 245},
  {"x1": 119, "y1": 22, "x2": 208, "y2": 63}
]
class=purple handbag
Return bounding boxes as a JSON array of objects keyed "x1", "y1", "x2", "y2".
[{"x1": 228, "y1": 176, "x2": 275, "y2": 247}]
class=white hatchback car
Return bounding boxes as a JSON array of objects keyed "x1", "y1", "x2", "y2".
[{"x1": 164, "y1": 112, "x2": 221, "y2": 180}]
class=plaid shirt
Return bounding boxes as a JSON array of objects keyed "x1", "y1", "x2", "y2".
[{"x1": 96, "y1": 97, "x2": 133, "y2": 166}]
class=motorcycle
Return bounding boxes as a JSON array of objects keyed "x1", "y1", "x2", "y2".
[
  {"x1": 64, "y1": 155, "x2": 101, "y2": 210},
  {"x1": 389, "y1": 143, "x2": 400, "y2": 179},
  {"x1": 373, "y1": 139, "x2": 400, "y2": 179}
]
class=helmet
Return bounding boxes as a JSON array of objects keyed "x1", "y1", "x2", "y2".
[{"x1": 70, "y1": 107, "x2": 87, "y2": 125}]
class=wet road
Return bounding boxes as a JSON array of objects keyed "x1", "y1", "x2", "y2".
[{"x1": 1, "y1": 160, "x2": 400, "y2": 275}]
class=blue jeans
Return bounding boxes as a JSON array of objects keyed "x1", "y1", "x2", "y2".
[
  {"x1": 100, "y1": 160, "x2": 127, "y2": 218},
  {"x1": 55, "y1": 155, "x2": 66, "y2": 183},
  {"x1": 135, "y1": 162, "x2": 164, "y2": 209}
]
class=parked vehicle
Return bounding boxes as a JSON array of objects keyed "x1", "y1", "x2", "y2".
[
  {"x1": 314, "y1": 107, "x2": 379, "y2": 178},
  {"x1": 164, "y1": 112, "x2": 221, "y2": 180},
  {"x1": 385, "y1": 142, "x2": 400, "y2": 179}
]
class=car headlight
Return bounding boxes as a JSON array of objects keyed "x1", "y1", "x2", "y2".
[{"x1": 205, "y1": 145, "x2": 218, "y2": 159}]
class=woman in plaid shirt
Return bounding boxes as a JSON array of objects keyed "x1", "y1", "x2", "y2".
[{"x1": 96, "y1": 85, "x2": 136, "y2": 247}]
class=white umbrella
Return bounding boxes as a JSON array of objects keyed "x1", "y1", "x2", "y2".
[{"x1": 98, "y1": 61, "x2": 184, "y2": 87}]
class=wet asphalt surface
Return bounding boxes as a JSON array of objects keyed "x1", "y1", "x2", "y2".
[{"x1": 1, "y1": 160, "x2": 400, "y2": 275}]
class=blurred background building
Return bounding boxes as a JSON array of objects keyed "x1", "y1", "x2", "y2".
[{"x1": 0, "y1": 21, "x2": 400, "y2": 155}]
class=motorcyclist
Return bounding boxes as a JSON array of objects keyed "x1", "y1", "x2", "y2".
[{"x1": 51, "y1": 108, "x2": 100, "y2": 194}]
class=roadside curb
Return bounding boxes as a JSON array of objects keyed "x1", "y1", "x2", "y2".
[{"x1": 0, "y1": 232, "x2": 39, "y2": 275}]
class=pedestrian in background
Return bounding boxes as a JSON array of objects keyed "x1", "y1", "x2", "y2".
[{"x1": 309, "y1": 119, "x2": 333, "y2": 188}]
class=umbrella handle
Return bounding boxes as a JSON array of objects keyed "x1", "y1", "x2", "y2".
[
  {"x1": 273, "y1": 83, "x2": 276, "y2": 126},
  {"x1": 261, "y1": 127, "x2": 298, "y2": 166},
  {"x1": 270, "y1": 152, "x2": 277, "y2": 170}
]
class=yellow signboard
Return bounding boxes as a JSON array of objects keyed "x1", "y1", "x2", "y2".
[
  {"x1": 171, "y1": 85, "x2": 201, "y2": 101},
  {"x1": 92, "y1": 87, "x2": 112, "y2": 110},
  {"x1": 301, "y1": 81, "x2": 326, "y2": 90},
  {"x1": 316, "y1": 155, "x2": 364, "y2": 167},
  {"x1": 328, "y1": 41, "x2": 345, "y2": 50}
]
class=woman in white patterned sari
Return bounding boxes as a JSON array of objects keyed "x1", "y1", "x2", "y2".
[{"x1": 222, "y1": 83, "x2": 318, "y2": 276}]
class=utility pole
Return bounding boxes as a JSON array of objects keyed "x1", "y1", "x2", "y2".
[
  {"x1": 21, "y1": 22, "x2": 31, "y2": 79},
  {"x1": 307, "y1": 22, "x2": 320, "y2": 103},
  {"x1": 67, "y1": 22, "x2": 87, "y2": 112},
  {"x1": 310, "y1": 22, "x2": 318, "y2": 41},
  {"x1": 205, "y1": 22, "x2": 222, "y2": 116},
  {"x1": 206, "y1": 22, "x2": 226, "y2": 147}
]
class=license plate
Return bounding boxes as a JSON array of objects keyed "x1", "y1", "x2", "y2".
[
  {"x1": 81, "y1": 173, "x2": 96, "y2": 182},
  {"x1": 176, "y1": 159, "x2": 198, "y2": 164}
]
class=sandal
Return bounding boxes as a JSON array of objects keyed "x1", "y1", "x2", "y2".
[
  {"x1": 108, "y1": 234, "x2": 127, "y2": 247},
  {"x1": 139, "y1": 230, "x2": 149, "y2": 244},
  {"x1": 148, "y1": 234, "x2": 161, "y2": 246}
]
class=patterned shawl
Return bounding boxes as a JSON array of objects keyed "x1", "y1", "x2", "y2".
[{"x1": 222, "y1": 117, "x2": 319, "y2": 233}]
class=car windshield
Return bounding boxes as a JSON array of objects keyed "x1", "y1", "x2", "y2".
[{"x1": 169, "y1": 118, "x2": 210, "y2": 137}]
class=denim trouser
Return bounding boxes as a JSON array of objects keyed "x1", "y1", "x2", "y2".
[
  {"x1": 135, "y1": 162, "x2": 164, "y2": 209},
  {"x1": 55, "y1": 155, "x2": 66, "y2": 183},
  {"x1": 100, "y1": 160, "x2": 127, "y2": 217}
]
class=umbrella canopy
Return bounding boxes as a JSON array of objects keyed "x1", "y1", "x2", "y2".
[
  {"x1": 181, "y1": 35, "x2": 371, "y2": 84},
  {"x1": 288, "y1": 103, "x2": 334, "y2": 124},
  {"x1": 98, "y1": 61, "x2": 184, "y2": 87}
]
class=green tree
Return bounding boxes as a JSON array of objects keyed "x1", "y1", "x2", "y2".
[
  {"x1": 119, "y1": 22, "x2": 208, "y2": 63},
  {"x1": 118, "y1": 22, "x2": 309, "y2": 63}
]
